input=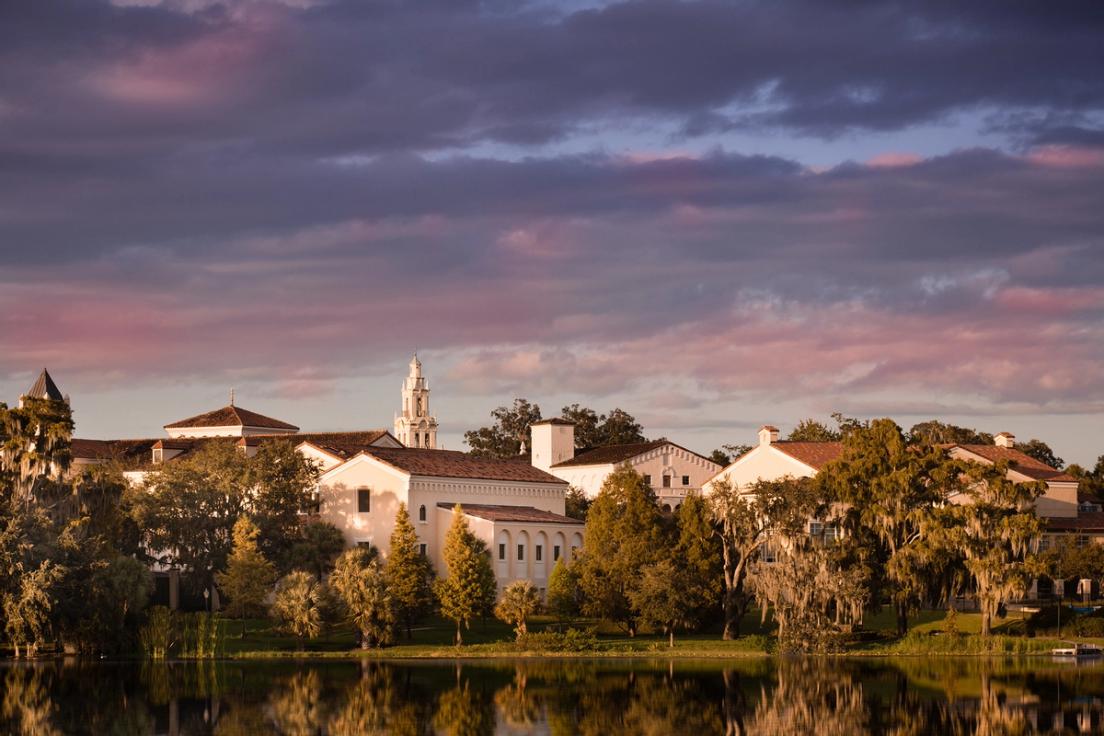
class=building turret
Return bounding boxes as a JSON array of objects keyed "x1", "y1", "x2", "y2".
[
  {"x1": 19, "y1": 368, "x2": 67, "y2": 408},
  {"x1": 394, "y1": 354, "x2": 439, "y2": 448}
]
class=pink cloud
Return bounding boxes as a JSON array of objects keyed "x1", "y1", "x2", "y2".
[
  {"x1": 866, "y1": 152, "x2": 923, "y2": 168},
  {"x1": 1026, "y1": 145, "x2": 1104, "y2": 169}
]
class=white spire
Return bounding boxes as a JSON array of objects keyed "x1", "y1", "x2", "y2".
[{"x1": 395, "y1": 353, "x2": 438, "y2": 449}]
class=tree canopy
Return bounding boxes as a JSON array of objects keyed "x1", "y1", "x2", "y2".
[{"x1": 465, "y1": 399, "x2": 646, "y2": 458}]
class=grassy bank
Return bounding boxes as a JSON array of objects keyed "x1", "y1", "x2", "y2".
[{"x1": 214, "y1": 608, "x2": 1103, "y2": 659}]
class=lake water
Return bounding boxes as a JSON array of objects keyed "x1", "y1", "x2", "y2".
[{"x1": 0, "y1": 656, "x2": 1101, "y2": 734}]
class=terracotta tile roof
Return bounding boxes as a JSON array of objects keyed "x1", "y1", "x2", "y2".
[
  {"x1": 24, "y1": 369, "x2": 64, "y2": 402},
  {"x1": 552, "y1": 439, "x2": 719, "y2": 468},
  {"x1": 363, "y1": 447, "x2": 568, "y2": 484},
  {"x1": 436, "y1": 503, "x2": 582, "y2": 525},
  {"x1": 951, "y1": 444, "x2": 1077, "y2": 482},
  {"x1": 771, "y1": 441, "x2": 844, "y2": 469},
  {"x1": 1046, "y1": 513, "x2": 1104, "y2": 532},
  {"x1": 290, "y1": 431, "x2": 397, "y2": 458},
  {"x1": 70, "y1": 430, "x2": 393, "y2": 471},
  {"x1": 164, "y1": 405, "x2": 298, "y2": 431}
]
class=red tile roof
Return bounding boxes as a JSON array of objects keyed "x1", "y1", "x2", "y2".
[
  {"x1": 1046, "y1": 513, "x2": 1104, "y2": 532},
  {"x1": 436, "y1": 503, "x2": 582, "y2": 525},
  {"x1": 950, "y1": 444, "x2": 1077, "y2": 482},
  {"x1": 363, "y1": 447, "x2": 568, "y2": 484},
  {"x1": 164, "y1": 405, "x2": 298, "y2": 431},
  {"x1": 770, "y1": 441, "x2": 844, "y2": 469},
  {"x1": 71, "y1": 429, "x2": 393, "y2": 471},
  {"x1": 552, "y1": 439, "x2": 719, "y2": 468}
]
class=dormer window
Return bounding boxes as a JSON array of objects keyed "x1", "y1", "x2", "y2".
[{"x1": 152, "y1": 448, "x2": 163, "y2": 464}]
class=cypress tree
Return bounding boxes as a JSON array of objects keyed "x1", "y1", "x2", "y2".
[
  {"x1": 216, "y1": 515, "x2": 276, "y2": 638},
  {"x1": 433, "y1": 506, "x2": 496, "y2": 645},
  {"x1": 385, "y1": 503, "x2": 435, "y2": 640}
]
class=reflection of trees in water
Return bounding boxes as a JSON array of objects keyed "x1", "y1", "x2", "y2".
[
  {"x1": 736, "y1": 658, "x2": 870, "y2": 736},
  {"x1": 267, "y1": 669, "x2": 327, "y2": 735},
  {"x1": 7, "y1": 657, "x2": 1104, "y2": 734},
  {"x1": 494, "y1": 667, "x2": 541, "y2": 729},
  {"x1": 433, "y1": 667, "x2": 495, "y2": 736},
  {"x1": 329, "y1": 662, "x2": 429, "y2": 736},
  {"x1": 1, "y1": 667, "x2": 62, "y2": 736}
]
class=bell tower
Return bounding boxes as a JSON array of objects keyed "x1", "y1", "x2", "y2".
[{"x1": 394, "y1": 354, "x2": 439, "y2": 448}]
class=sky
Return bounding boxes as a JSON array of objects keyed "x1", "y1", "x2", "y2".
[{"x1": 1, "y1": 0, "x2": 1102, "y2": 466}]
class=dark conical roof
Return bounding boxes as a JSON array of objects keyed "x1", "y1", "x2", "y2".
[{"x1": 24, "y1": 368, "x2": 65, "y2": 402}]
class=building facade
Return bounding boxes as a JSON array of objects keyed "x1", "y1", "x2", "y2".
[{"x1": 530, "y1": 418, "x2": 721, "y2": 510}]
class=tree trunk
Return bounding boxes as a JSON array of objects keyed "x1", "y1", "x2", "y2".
[
  {"x1": 628, "y1": 621, "x2": 637, "y2": 638},
  {"x1": 981, "y1": 610, "x2": 992, "y2": 637},
  {"x1": 406, "y1": 621, "x2": 413, "y2": 641},
  {"x1": 361, "y1": 629, "x2": 371, "y2": 650},
  {"x1": 896, "y1": 602, "x2": 909, "y2": 638},
  {"x1": 455, "y1": 621, "x2": 463, "y2": 646},
  {"x1": 668, "y1": 629, "x2": 675, "y2": 648},
  {"x1": 241, "y1": 617, "x2": 247, "y2": 640}
]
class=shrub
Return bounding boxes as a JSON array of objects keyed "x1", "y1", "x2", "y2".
[
  {"x1": 139, "y1": 606, "x2": 173, "y2": 659},
  {"x1": 1074, "y1": 616, "x2": 1104, "y2": 637},
  {"x1": 1027, "y1": 604, "x2": 1078, "y2": 634},
  {"x1": 514, "y1": 628, "x2": 598, "y2": 652}
]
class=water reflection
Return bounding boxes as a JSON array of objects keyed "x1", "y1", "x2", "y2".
[{"x1": 0, "y1": 656, "x2": 1102, "y2": 734}]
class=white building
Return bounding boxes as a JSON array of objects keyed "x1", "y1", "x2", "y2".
[
  {"x1": 705, "y1": 424, "x2": 1082, "y2": 532},
  {"x1": 52, "y1": 359, "x2": 582, "y2": 599},
  {"x1": 530, "y1": 418, "x2": 721, "y2": 510}
]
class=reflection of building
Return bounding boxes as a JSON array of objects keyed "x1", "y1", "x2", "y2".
[
  {"x1": 19, "y1": 361, "x2": 580, "y2": 601},
  {"x1": 529, "y1": 419, "x2": 721, "y2": 511}
]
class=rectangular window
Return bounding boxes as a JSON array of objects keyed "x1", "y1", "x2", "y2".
[
  {"x1": 1078, "y1": 535, "x2": 1089, "y2": 549},
  {"x1": 643, "y1": 474, "x2": 651, "y2": 486},
  {"x1": 419, "y1": 544, "x2": 427, "y2": 557},
  {"x1": 357, "y1": 540, "x2": 372, "y2": 549},
  {"x1": 536, "y1": 545, "x2": 543, "y2": 562},
  {"x1": 357, "y1": 488, "x2": 370, "y2": 513},
  {"x1": 499, "y1": 543, "x2": 506, "y2": 561},
  {"x1": 682, "y1": 475, "x2": 690, "y2": 486},
  {"x1": 662, "y1": 475, "x2": 671, "y2": 488},
  {"x1": 553, "y1": 545, "x2": 561, "y2": 561},
  {"x1": 517, "y1": 544, "x2": 525, "y2": 561}
]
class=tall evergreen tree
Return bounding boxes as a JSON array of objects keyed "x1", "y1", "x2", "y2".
[
  {"x1": 385, "y1": 503, "x2": 435, "y2": 640},
  {"x1": 674, "y1": 493, "x2": 723, "y2": 625},
  {"x1": 433, "y1": 506, "x2": 497, "y2": 644},
  {"x1": 576, "y1": 465, "x2": 666, "y2": 636},
  {"x1": 216, "y1": 515, "x2": 276, "y2": 638},
  {"x1": 545, "y1": 557, "x2": 580, "y2": 622}
]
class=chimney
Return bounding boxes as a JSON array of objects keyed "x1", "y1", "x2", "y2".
[
  {"x1": 758, "y1": 425, "x2": 780, "y2": 446},
  {"x1": 994, "y1": 432, "x2": 1015, "y2": 448},
  {"x1": 531, "y1": 419, "x2": 575, "y2": 472}
]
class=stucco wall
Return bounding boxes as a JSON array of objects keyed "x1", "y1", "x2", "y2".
[
  {"x1": 549, "y1": 444, "x2": 721, "y2": 508},
  {"x1": 703, "y1": 445, "x2": 817, "y2": 493}
]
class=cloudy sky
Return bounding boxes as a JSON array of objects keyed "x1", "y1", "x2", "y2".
[{"x1": 1, "y1": 0, "x2": 1102, "y2": 464}]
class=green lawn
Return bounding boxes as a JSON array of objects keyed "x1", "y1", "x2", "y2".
[{"x1": 174, "y1": 607, "x2": 1104, "y2": 659}]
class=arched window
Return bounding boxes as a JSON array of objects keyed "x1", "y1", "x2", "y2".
[{"x1": 418, "y1": 504, "x2": 426, "y2": 522}]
